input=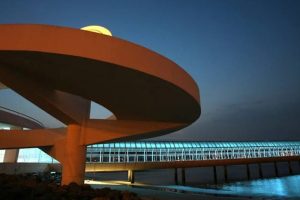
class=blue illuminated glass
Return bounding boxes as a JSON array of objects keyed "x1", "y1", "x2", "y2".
[
  {"x1": 130, "y1": 142, "x2": 136, "y2": 148},
  {"x1": 140, "y1": 142, "x2": 146, "y2": 148},
  {"x1": 135, "y1": 143, "x2": 141, "y2": 148},
  {"x1": 119, "y1": 143, "x2": 125, "y2": 148},
  {"x1": 183, "y1": 143, "x2": 189, "y2": 148},
  {"x1": 170, "y1": 143, "x2": 175, "y2": 148}
]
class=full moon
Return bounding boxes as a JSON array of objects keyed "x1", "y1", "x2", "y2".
[{"x1": 81, "y1": 25, "x2": 112, "y2": 36}]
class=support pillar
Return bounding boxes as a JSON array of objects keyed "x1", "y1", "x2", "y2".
[
  {"x1": 213, "y1": 166, "x2": 217, "y2": 184},
  {"x1": 274, "y1": 162, "x2": 279, "y2": 177},
  {"x1": 288, "y1": 161, "x2": 293, "y2": 175},
  {"x1": 246, "y1": 164, "x2": 250, "y2": 180},
  {"x1": 224, "y1": 165, "x2": 228, "y2": 183},
  {"x1": 61, "y1": 124, "x2": 86, "y2": 185},
  {"x1": 3, "y1": 149, "x2": 19, "y2": 163},
  {"x1": 128, "y1": 170, "x2": 135, "y2": 183},
  {"x1": 181, "y1": 168, "x2": 186, "y2": 185},
  {"x1": 258, "y1": 163, "x2": 263, "y2": 178},
  {"x1": 3, "y1": 126, "x2": 22, "y2": 163},
  {"x1": 174, "y1": 168, "x2": 178, "y2": 185}
]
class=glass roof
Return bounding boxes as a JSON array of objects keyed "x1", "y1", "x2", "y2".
[{"x1": 88, "y1": 141, "x2": 300, "y2": 149}]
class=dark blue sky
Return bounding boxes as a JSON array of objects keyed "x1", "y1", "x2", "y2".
[{"x1": 0, "y1": 0, "x2": 299, "y2": 141}]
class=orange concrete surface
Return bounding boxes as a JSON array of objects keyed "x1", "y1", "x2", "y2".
[
  {"x1": 0, "y1": 24, "x2": 200, "y2": 105},
  {"x1": 0, "y1": 24, "x2": 201, "y2": 185},
  {"x1": 3, "y1": 149, "x2": 19, "y2": 163},
  {"x1": 3, "y1": 126, "x2": 22, "y2": 163},
  {"x1": 61, "y1": 124, "x2": 86, "y2": 185}
]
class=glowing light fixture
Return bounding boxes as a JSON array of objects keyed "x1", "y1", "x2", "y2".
[{"x1": 81, "y1": 25, "x2": 112, "y2": 36}]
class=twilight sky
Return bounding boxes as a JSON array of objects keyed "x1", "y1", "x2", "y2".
[{"x1": 0, "y1": 0, "x2": 299, "y2": 141}]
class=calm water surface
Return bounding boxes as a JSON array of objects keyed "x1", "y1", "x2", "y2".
[
  {"x1": 216, "y1": 175, "x2": 300, "y2": 198},
  {"x1": 166, "y1": 175, "x2": 300, "y2": 198},
  {"x1": 89, "y1": 165, "x2": 300, "y2": 199}
]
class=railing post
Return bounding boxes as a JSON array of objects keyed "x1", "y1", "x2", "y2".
[{"x1": 109, "y1": 148, "x2": 111, "y2": 163}]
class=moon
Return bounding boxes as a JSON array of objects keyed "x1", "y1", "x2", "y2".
[{"x1": 81, "y1": 25, "x2": 112, "y2": 36}]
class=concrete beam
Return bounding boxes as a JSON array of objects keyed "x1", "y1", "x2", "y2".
[
  {"x1": 213, "y1": 166, "x2": 217, "y2": 184},
  {"x1": 246, "y1": 164, "x2": 251, "y2": 180},
  {"x1": 174, "y1": 168, "x2": 178, "y2": 185},
  {"x1": 0, "y1": 128, "x2": 66, "y2": 149},
  {"x1": 258, "y1": 163, "x2": 263, "y2": 178},
  {"x1": 274, "y1": 162, "x2": 279, "y2": 177},
  {"x1": 224, "y1": 165, "x2": 228, "y2": 183},
  {"x1": 181, "y1": 168, "x2": 186, "y2": 185},
  {"x1": 288, "y1": 161, "x2": 293, "y2": 175}
]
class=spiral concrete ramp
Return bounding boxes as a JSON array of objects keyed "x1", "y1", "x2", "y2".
[{"x1": 0, "y1": 24, "x2": 200, "y2": 184}]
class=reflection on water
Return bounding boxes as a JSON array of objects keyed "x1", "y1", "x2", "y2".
[
  {"x1": 88, "y1": 176, "x2": 300, "y2": 199},
  {"x1": 165, "y1": 175, "x2": 300, "y2": 198},
  {"x1": 88, "y1": 166, "x2": 300, "y2": 199},
  {"x1": 216, "y1": 175, "x2": 300, "y2": 198}
]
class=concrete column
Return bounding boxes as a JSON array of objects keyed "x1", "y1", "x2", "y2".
[
  {"x1": 274, "y1": 162, "x2": 279, "y2": 177},
  {"x1": 213, "y1": 166, "x2": 217, "y2": 184},
  {"x1": 128, "y1": 170, "x2": 135, "y2": 183},
  {"x1": 3, "y1": 149, "x2": 19, "y2": 163},
  {"x1": 288, "y1": 161, "x2": 293, "y2": 175},
  {"x1": 3, "y1": 126, "x2": 22, "y2": 163},
  {"x1": 174, "y1": 168, "x2": 178, "y2": 185},
  {"x1": 224, "y1": 165, "x2": 228, "y2": 183},
  {"x1": 246, "y1": 164, "x2": 250, "y2": 180},
  {"x1": 258, "y1": 163, "x2": 263, "y2": 178},
  {"x1": 61, "y1": 124, "x2": 86, "y2": 185},
  {"x1": 181, "y1": 168, "x2": 186, "y2": 185}
]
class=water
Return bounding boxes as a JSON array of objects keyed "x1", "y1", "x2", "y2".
[
  {"x1": 88, "y1": 162, "x2": 300, "y2": 199},
  {"x1": 215, "y1": 176, "x2": 300, "y2": 198},
  {"x1": 166, "y1": 175, "x2": 300, "y2": 199}
]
